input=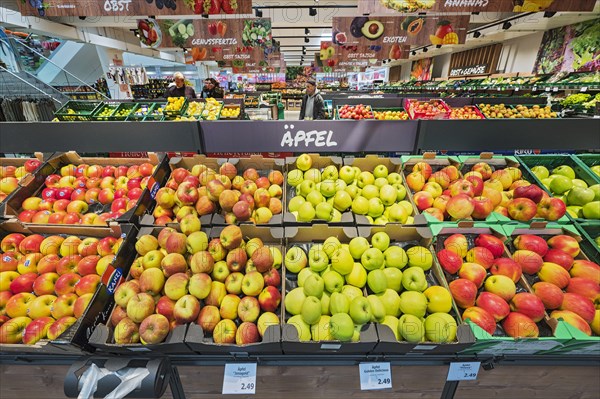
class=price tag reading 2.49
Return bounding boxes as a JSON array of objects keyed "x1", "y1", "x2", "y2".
[
  {"x1": 359, "y1": 362, "x2": 392, "y2": 390},
  {"x1": 447, "y1": 362, "x2": 481, "y2": 381},
  {"x1": 222, "y1": 363, "x2": 257, "y2": 395}
]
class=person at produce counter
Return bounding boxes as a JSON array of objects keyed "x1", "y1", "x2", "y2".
[
  {"x1": 299, "y1": 79, "x2": 325, "y2": 120},
  {"x1": 201, "y1": 78, "x2": 224, "y2": 99},
  {"x1": 164, "y1": 72, "x2": 196, "y2": 99}
]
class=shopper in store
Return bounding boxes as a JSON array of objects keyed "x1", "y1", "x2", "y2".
[
  {"x1": 201, "y1": 78, "x2": 224, "y2": 99},
  {"x1": 164, "y1": 72, "x2": 197, "y2": 99},
  {"x1": 299, "y1": 79, "x2": 325, "y2": 120}
]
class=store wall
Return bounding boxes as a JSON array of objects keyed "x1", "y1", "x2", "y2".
[
  {"x1": 432, "y1": 53, "x2": 452, "y2": 78},
  {"x1": 497, "y1": 31, "x2": 544, "y2": 74}
]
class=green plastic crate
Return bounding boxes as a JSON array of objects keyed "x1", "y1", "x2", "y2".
[
  {"x1": 574, "y1": 222, "x2": 600, "y2": 264},
  {"x1": 91, "y1": 102, "x2": 120, "y2": 121},
  {"x1": 576, "y1": 154, "x2": 600, "y2": 177},
  {"x1": 126, "y1": 103, "x2": 158, "y2": 121},
  {"x1": 55, "y1": 100, "x2": 102, "y2": 121},
  {"x1": 108, "y1": 102, "x2": 138, "y2": 121}
]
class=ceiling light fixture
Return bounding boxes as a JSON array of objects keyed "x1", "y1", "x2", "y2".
[
  {"x1": 255, "y1": 8, "x2": 263, "y2": 17},
  {"x1": 502, "y1": 21, "x2": 512, "y2": 30},
  {"x1": 309, "y1": 7, "x2": 317, "y2": 16}
]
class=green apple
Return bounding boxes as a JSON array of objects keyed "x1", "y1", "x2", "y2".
[
  {"x1": 352, "y1": 196, "x2": 370, "y2": 215},
  {"x1": 423, "y1": 286, "x2": 452, "y2": 313},
  {"x1": 368, "y1": 198, "x2": 385, "y2": 218},
  {"x1": 406, "y1": 246, "x2": 433, "y2": 271},
  {"x1": 301, "y1": 296, "x2": 322, "y2": 325},
  {"x1": 320, "y1": 180, "x2": 337, "y2": 198},
  {"x1": 315, "y1": 202, "x2": 334, "y2": 221},
  {"x1": 349, "y1": 237, "x2": 370, "y2": 260},
  {"x1": 367, "y1": 295, "x2": 386, "y2": 322},
  {"x1": 323, "y1": 237, "x2": 342, "y2": 258},
  {"x1": 298, "y1": 268, "x2": 318, "y2": 287},
  {"x1": 322, "y1": 165, "x2": 339, "y2": 181},
  {"x1": 284, "y1": 287, "x2": 306, "y2": 315},
  {"x1": 373, "y1": 164, "x2": 389, "y2": 179},
  {"x1": 393, "y1": 183, "x2": 407, "y2": 201},
  {"x1": 308, "y1": 246, "x2": 329, "y2": 272},
  {"x1": 399, "y1": 314, "x2": 424, "y2": 343},
  {"x1": 399, "y1": 291, "x2": 428, "y2": 318},
  {"x1": 583, "y1": 201, "x2": 600, "y2": 219},
  {"x1": 567, "y1": 187, "x2": 595, "y2": 206},
  {"x1": 329, "y1": 292, "x2": 350, "y2": 314},
  {"x1": 349, "y1": 296, "x2": 372, "y2": 324},
  {"x1": 341, "y1": 285, "x2": 364, "y2": 303},
  {"x1": 384, "y1": 246, "x2": 408, "y2": 269},
  {"x1": 371, "y1": 232, "x2": 390, "y2": 252},
  {"x1": 298, "y1": 180, "x2": 316, "y2": 197},
  {"x1": 285, "y1": 246, "x2": 307, "y2": 273},
  {"x1": 334, "y1": 179, "x2": 347, "y2": 192},
  {"x1": 330, "y1": 248, "x2": 354, "y2": 275},
  {"x1": 367, "y1": 269, "x2": 387, "y2": 294},
  {"x1": 297, "y1": 201, "x2": 316, "y2": 222},
  {"x1": 595, "y1": 236, "x2": 600, "y2": 246},
  {"x1": 361, "y1": 248, "x2": 384, "y2": 271},
  {"x1": 377, "y1": 288, "x2": 401, "y2": 317},
  {"x1": 304, "y1": 274, "x2": 325, "y2": 298},
  {"x1": 374, "y1": 216, "x2": 389, "y2": 225},
  {"x1": 287, "y1": 314, "x2": 311, "y2": 341},
  {"x1": 399, "y1": 201, "x2": 413, "y2": 216},
  {"x1": 387, "y1": 172, "x2": 402, "y2": 185},
  {"x1": 333, "y1": 190, "x2": 353, "y2": 212},
  {"x1": 296, "y1": 154, "x2": 313, "y2": 171},
  {"x1": 306, "y1": 190, "x2": 325, "y2": 207},
  {"x1": 381, "y1": 315, "x2": 400, "y2": 340},
  {"x1": 567, "y1": 206, "x2": 583, "y2": 218},
  {"x1": 361, "y1": 184, "x2": 379, "y2": 200},
  {"x1": 531, "y1": 165, "x2": 549, "y2": 180},
  {"x1": 379, "y1": 185, "x2": 398, "y2": 206},
  {"x1": 357, "y1": 171, "x2": 375, "y2": 188},
  {"x1": 304, "y1": 168, "x2": 322, "y2": 182},
  {"x1": 345, "y1": 184, "x2": 360, "y2": 199},
  {"x1": 402, "y1": 267, "x2": 428, "y2": 292},
  {"x1": 549, "y1": 175, "x2": 573, "y2": 195},
  {"x1": 553, "y1": 165, "x2": 576, "y2": 179},
  {"x1": 321, "y1": 291, "x2": 330, "y2": 315},
  {"x1": 374, "y1": 177, "x2": 389, "y2": 189},
  {"x1": 311, "y1": 315, "x2": 333, "y2": 341},
  {"x1": 383, "y1": 267, "x2": 403, "y2": 292},
  {"x1": 287, "y1": 169, "x2": 304, "y2": 187},
  {"x1": 331, "y1": 209, "x2": 343, "y2": 222},
  {"x1": 339, "y1": 166, "x2": 356, "y2": 184},
  {"x1": 572, "y1": 179, "x2": 588, "y2": 189},
  {"x1": 329, "y1": 313, "x2": 354, "y2": 341},
  {"x1": 345, "y1": 262, "x2": 367, "y2": 288},
  {"x1": 424, "y1": 312, "x2": 457, "y2": 343},
  {"x1": 589, "y1": 184, "x2": 600, "y2": 201},
  {"x1": 323, "y1": 270, "x2": 344, "y2": 293},
  {"x1": 591, "y1": 165, "x2": 600, "y2": 178}
]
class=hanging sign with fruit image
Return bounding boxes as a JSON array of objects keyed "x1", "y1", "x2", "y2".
[
  {"x1": 332, "y1": 15, "x2": 468, "y2": 47},
  {"x1": 357, "y1": 0, "x2": 595, "y2": 14}
]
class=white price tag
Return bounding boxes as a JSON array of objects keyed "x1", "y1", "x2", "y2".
[
  {"x1": 359, "y1": 362, "x2": 392, "y2": 390},
  {"x1": 222, "y1": 363, "x2": 257, "y2": 395},
  {"x1": 533, "y1": 87, "x2": 537, "y2": 92},
  {"x1": 581, "y1": 87, "x2": 588, "y2": 92},
  {"x1": 447, "y1": 362, "x2": 481, "y2": 381},
  {"x1": 545, "y1": 87, "x2": 551, "y2": 92},
  {"x1": 515, "y1": 87, "x2": 520, "y2": 92},
  {"x1": 553, "y1": 87, "x2": 559, "y2": 92}
]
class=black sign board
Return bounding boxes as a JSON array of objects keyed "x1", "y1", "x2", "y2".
[{"x1": 449, "y1": 64, "x2": 488, "y2": 77}]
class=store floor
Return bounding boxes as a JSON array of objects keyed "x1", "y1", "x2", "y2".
[{"x1": 1, "y1": 364, "x2": 599, "y2": 398}]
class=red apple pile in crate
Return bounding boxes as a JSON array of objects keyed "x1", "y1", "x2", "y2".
[
  {"x1": 439, "y1": 233, "x2": 547, "y2": 338},
  {"x1": 154, "y1": 163, "x2": 283, "y2": 225},
  {"x1": 288, "y1": 154, "x2": 413, "y2": 224},
  {"x1": 17, "y1": 163, "x2": 156, "y2": 225},
  {"x1": 0, "y1": 160, "x2": 42, "y2": 202},
  {"x1": 338, "y1": 104, "x2": 374, "y2": 120},
  {"x1": 406, "y1": 100, "x2": 448, "y2": 119},
  {"x1": 113, "y1": 223, "x2": 282, "y2": 345},
  {"x1": 0, "y1": 233, "x2": 123, "y2": 344},
  {"x1": 449, "y1": 106, "x2": 484, "y2": 120},
  {"x1": 283, "y1": 232, "x2": 457, "y2": 343},
  {"x1": 509, "y1": 234, "x2": 600, "y2": 336},
  {"x1": 405, "y1": 160, "x2": 566, "y2": 222}
]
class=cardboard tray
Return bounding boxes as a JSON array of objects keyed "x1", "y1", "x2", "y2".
[
  {"x1": 355, "y1": 225, "x2": 475, "y2": 355},
  {"x1": 283, "y1": 154, "x2": 355, "y2": 226},
  {"x1": 0, "y1": 153, "x2": 50, "y2": 219},
  {"x1": 281, "y1": 225, "x2": 378, "y2": 354},
  {"x1": 0, "y1": 222, "x2": 138, "y2": 354},
  {"x1": 1, "y1": 152, "x2": 171, "y2": 227}
]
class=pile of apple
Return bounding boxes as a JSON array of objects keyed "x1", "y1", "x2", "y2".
[
  {"x1": 111, "y1": 223, "x2": 282, "y2": 345},
  {"x1": 338, "y1": 104, "x2": 374, "y2": 120},
  {"x1": 283, "y1": 232, "x2": 458, "y2": 344},
  {"x1": 153, "y1": 162, "x2": 283, "y2": 225},
  {"x1": 405, "y1": 160, "x2": 567, "y2": 222},
  {"x1": 16, "y1": 162, "x2": 156, "y2": 225},
  {"x1": 530, "y1": 164, "x2": 600, "y2": 220},
  {"x1": 0, "y1": 160, "x2": 42, "y2": 202},
  {"x1": 438, "y1": 233, "x2": 544, "y2": 338},
  {"x1": 508, "y1": 234, "x2": 599, "y2": 336},
  {"x1": 449, "y1": 106, "x2": 484, "y2": 120},
  {"x1": 287, "y1": 154, "x2": 414, "y2": 224},
  {"x1": 0, "y1": 233, "x2": 123, "y2": 344},
  {"x1": 406, "y1": 100, "x2": 448, "y2": 119}
]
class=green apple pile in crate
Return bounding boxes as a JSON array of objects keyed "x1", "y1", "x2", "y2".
[
  {"x1": 405, "y1": 160, "x2": 566, "y2": 221},
  {"x1": 114, "y1": 222, "x2": 282, "y2": 345},
  {"x1": 155, "y1": 163, "x2": 283, "y2": 225},
  {"x1": 284, "y1": 232, "x2": 457, "y2": 343},
  {"x1": 0, "y1": 233, "x2": 123, "y2": 344},
  {"x1": 0, "y1": 159, "x2": 42, "y2": 202},
  {"x1": 530, "y1": 164, "x2": 600, "y2": 220},
  {"x1": 507, "y1": 233, "x2": 599, "y2": 336},
  {"x1": 287, "y1": 154, "x2": 413, "y2": 224}
]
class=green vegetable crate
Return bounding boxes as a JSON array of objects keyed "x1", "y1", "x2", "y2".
[
  {"x1": 108, "y1": 102, "x2": 138, "y2": 121},
  {"x1": 55, "y1": 101, "x2": 102, "y2": 121},
  {"x1": 91, "y1": 102, "x2": 120, "y2": 121}
]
